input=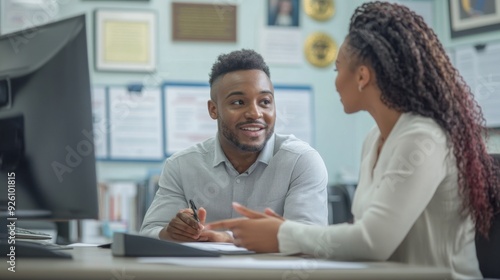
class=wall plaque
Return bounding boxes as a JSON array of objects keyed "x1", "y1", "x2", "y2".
[{"x1": 172, "y1": 3, "x2": 237, "y2": 42}]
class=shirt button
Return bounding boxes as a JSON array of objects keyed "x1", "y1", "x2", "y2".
[{"x1": 236, "y1": 179, "x2": 241, "y2": 183}]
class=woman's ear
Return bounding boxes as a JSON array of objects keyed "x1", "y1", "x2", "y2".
[
  {"x1": 208, "y1": 100, "x2": 217, "y2": 120},
  {"x1": 357, "y1": 65, "x2": 371, "y2": 91}
]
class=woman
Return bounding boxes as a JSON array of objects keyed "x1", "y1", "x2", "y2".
[{"x1": 207, "y1": 2, "x2": 500, "y2": 279}]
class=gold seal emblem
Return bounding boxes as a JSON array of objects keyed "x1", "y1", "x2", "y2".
[
  {"x1": 304, "y1": 0, "x2": 335, "y2": 21},
  {"x1": 304, "y1": 32, "x2": 337, "y2": 67}
]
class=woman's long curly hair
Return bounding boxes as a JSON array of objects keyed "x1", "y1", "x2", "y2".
[{"x1": 346, "y1": 1, "x2": 499, "y2": 237}]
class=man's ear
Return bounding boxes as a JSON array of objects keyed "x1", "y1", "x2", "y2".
[
  {"x1": 208, "y1": 100, "x2": 217, "y2": 120},
  {"x1": 357, "y1": 65, "x2": 372, "y2": 91}
]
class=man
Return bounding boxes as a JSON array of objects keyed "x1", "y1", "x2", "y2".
[{"x1": 140, "y1": 49, "x2": 328, "y2": 242}]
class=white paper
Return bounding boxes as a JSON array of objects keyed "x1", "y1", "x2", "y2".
[
  {"x1": 91, "y1": 87, "x2": 108, "y2": 159},
  {"x1": 261, "y1": 28, "x2": 302, "y2": 65},
  {"x1": 0, "y1": 0, "x2": 62, "y2": 35},
  {"x1": 67, "y1": 243, "x2": 100, "y2": 247},
  {"x1": 274, "y1": 87, "x2": 314, "y2": 145},
  {"x1": 455, "y1": 43, "x2": 500, "y2": 127},
  {"x1": 108, "y1": 87, "x2": 164, "y2": 160},
  {"x1": 138, "y1": 257, "x2": 367, "y2": 270},
  {"x1": 164, "y1": 85, "x2": 216, "y2": 155},
  {"x1": 180, "y1": 242, "x2": 251, "y2": 253}
]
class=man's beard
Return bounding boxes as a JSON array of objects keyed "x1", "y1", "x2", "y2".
[{"x1": 220, "y1": 120, "x2": 274, "y2": 152}]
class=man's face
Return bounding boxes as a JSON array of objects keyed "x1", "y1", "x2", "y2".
[{"x1": 208, "y1": 69, "x2": 275, "y2": 153}]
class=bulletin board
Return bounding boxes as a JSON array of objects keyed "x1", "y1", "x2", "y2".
[
  {"x1": 163, "y1": 82, "x2": 315, "y2": 156},
  {"x1": 91, "y1": 85, "x2": 166, "y2": 161},
  {"x1": 90, "y1": 83, "x2": 315, "y2": 161},
  {"x1": 452, "y1": 41, "x2": 500, "y2": 128}
]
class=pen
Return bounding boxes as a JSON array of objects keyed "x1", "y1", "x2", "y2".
[{"x1": 189, "y1": 199, "x2": 200, "y2": 223}]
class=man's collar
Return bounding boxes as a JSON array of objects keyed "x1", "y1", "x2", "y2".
[{"x1": 213, "y1": 133, "x2": 275, "y2": 167}]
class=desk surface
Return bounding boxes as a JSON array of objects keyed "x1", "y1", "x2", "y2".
[{"x1": 2, "y1": 247, "x2": 450, "y2": 280}]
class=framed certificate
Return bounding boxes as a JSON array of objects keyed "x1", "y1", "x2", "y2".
[{"x1": 94, "y1": 9, "x2": 156, "y2": 72}]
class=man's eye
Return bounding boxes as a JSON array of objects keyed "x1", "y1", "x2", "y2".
[{"x1": 231, "y1": 100, "x2": 243, "y2": 105}]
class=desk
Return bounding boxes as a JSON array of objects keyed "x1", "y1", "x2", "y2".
[{"x1": 2, "y1": 247, "x2": 450, "y2": 279}]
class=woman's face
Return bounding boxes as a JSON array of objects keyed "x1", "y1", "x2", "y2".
[{"x1": 334, "y1": 41, "x2": 365, "y2": 114}]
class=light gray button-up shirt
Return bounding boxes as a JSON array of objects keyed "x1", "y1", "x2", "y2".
[{"x1": 140, "y1": 133, "x2": 328, "y2": 239}]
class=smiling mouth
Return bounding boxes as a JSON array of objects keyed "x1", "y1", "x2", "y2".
[
  {"x1": 238, "y1": 121, "x2": 267, "y2": 130},
  {"x1": 240, "y1": 128, "x2": 264, "y2": 139},
  {"x1": 239, "y1": 123, "x2": 266, "y2": 137},
  {"x1": 241, "y1": 127, "x2": 263, "y2": 131}
]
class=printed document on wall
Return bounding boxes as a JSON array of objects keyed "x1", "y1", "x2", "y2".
[
  {"x1": 163, "y1": 84, "x2": 217, "y2": 155},
  {"x1": 455, "y1": 43, "x2": 500, "y2": 127},
  {"x1": 274, "y1": 87, "x2": 314, "y2": 145},
  {"x1": 261, "y1": 27, "x2": 301, "y2": 65},
  {"x1": 91, "y1": 87, "x2": 108, "y2": 159},
  {"x1": 108, "y1": 87, "x2": 164, "y2": 160}
]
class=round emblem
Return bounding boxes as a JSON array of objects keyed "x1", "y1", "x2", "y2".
[
  {"x1": 304, "y1": 0, "x2": 335, "y2": 21},
  {"x1": 304, "y1": 32, "x2": 337, "y2": 67}
]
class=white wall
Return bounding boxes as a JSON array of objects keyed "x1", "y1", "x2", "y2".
[
  {"x1": 5, "y1": 0, "x2": 497, "y2": 183},
  {"x1": 43, "y1": 0, "x2": 373, "y2": 183}
]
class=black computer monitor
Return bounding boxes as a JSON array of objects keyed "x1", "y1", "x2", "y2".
[{"x1": 0, "y1": 15, "x2": 98, "y2": 224}]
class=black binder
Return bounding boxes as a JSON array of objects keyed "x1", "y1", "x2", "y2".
[{"x1": 111, "y1": 232, "x2": 220, "y2": 257}]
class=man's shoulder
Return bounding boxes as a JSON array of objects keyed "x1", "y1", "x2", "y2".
[
  {"x1": 274, "y1": 134, "x2": 316, "y2": 155},
  {"x1": 168, "y1": 137, "x2": 216, "y2": 161}
]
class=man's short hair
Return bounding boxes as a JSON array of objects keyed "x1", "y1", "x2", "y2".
[{"x1": 208, "y1": 49, "x2": 270, "y2": 86}]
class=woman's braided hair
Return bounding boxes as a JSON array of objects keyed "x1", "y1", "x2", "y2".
[{"x1": 347, "y1": 1, "x2": 499, "y2": 236}]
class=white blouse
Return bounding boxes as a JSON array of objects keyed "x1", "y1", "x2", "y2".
[{"x1": 278, "y1": 113, "x2": 482, "y2": 279}]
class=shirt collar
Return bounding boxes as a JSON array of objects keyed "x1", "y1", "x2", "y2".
[{"x1": 213, "y1": 133, "x2": 276, "y2": 168}]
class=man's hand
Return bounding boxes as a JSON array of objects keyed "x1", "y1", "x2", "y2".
[
  {"x1": 159, "y1": 206, "x2": 238, "y2": 243},
  {"x1": 198, "y1": 230, "x2": 234, "y2": 243},
  {"x1": 159, "y1": 207, "x2": 207, "y2": 241}
]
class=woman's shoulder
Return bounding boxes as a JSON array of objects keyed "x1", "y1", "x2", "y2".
[
  {"x1": 397, "y1": 113, "x2": 447, "y2": 139},
  {"x1": 387, "y1": 113, "x2": 450, "y2": 158}
]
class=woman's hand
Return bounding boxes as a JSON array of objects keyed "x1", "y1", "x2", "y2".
[{"x1": 206, "y1": 202, "x2": 284, "y2": 253}]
